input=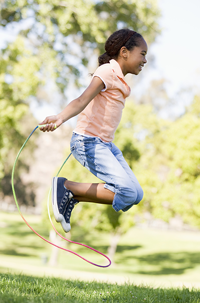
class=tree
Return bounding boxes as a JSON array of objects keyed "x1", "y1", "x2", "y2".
[
  {"x1": 149, "y1": 96, "x2": 200, "y2": 227},
  {"x1": 132, "y1": 95, "x2": 200, "y2": 229},
  {"x1": 0, "y1": 37, "x2": 40, "y2": 205},
  {"x1": 1, "y1": 0, "x2": 160, "y2": 98}
]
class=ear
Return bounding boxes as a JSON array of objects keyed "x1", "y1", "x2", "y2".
[{"x1": 119, "y1": 46, "x2": 128, "y2": 59}]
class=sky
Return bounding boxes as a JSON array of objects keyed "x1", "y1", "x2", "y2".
[{"x1": 149, "y1": 0, "x2": 200, "y2": 96}]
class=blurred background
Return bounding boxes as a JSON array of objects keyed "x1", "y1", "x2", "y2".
[{"x1": 1, "y1": 0, "x2": 200, "y2": 287}]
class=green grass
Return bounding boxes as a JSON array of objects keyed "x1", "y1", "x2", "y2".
[
  {"x1": 1, "y1": 211, "x2": 200, "y2": 288},
  {"x1": 0, "y1": 272, "x2": 200, "y2": 303}
]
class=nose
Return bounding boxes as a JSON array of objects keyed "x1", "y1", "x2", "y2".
[{"x1": 143, "y1": 57, "x2": 147, "y2": 64}]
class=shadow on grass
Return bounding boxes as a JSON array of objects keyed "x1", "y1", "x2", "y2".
[
  {"x1": 3, "y1": 220, "x2": 49, "y2": 240},
  {"x1": 0, "y1": 248, "x2": 36, "y2": 257},
  {"x1": 69, "y1": 242, "x2": 142, "y2": 256},
  {"x1": 116, "y1": 245, "x2": 142, "y2": 253},
  {"x1": 117, "y1": 251, "x2": 200, "y2": 275},
  {"x1": 71, "y1": 230, "x2": 143, "y2": 255}
]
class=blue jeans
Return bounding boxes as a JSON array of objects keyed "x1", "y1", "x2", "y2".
[{"x1": 70, "y1": 133, "x2": 143, "y2": 212}]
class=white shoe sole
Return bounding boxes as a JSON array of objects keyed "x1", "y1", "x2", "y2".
[{"x1": 52, "y1": 177, "x2": 72, "y2": 233}]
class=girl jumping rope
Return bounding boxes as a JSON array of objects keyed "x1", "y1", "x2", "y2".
[{"x1": 40, "y1": 29, "x2": 148, "y2": 233}]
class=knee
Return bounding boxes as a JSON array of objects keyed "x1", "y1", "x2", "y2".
[
  {"x1": 117, "y1": 181, "x2": 143, "y2": 204},
  {"x1": 135, "y1": 185, "x2": 144, "y2": 204},
  {"x1": 127, "y1": 184, "x2": 143, "y2": 205}
]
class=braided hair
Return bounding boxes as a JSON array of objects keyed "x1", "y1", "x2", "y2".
[{"x1": 98, "y1": 29, "x2": 143, "y2": 66}]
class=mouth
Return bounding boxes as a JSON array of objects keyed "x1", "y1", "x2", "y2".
[{"x1": 139, "y1": 65, "x2": 144, "y2": 71}]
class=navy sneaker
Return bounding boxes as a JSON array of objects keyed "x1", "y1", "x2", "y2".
[
  {"x1": 52, "y1": 177, "x2": 78, "y2": 232},
  {"x1": 62, "y1": 197, "x2": 79, "y2": 232}
]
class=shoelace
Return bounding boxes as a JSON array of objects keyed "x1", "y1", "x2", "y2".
[
  {"x1": 59, "y1": 191, "x2": 72, "y2": 213},
  {"x1": 65, "y1": 200, "x2": 76, "y2": 222}
]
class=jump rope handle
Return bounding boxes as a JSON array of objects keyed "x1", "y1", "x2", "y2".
[{"x1": 38, "y1": 124, "x2": 57, "y2": 129}]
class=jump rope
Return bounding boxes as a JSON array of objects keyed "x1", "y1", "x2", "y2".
[{"x1": 11, "y1": 125, "x2": 111, "y2": 268}]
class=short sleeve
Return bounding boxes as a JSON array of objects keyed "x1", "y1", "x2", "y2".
[{"x1": 93, "y1": 63, "x2": 113, "y2": 91}]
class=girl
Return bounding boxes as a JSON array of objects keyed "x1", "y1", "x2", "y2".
[{"x1": 40, "y1": 29, "x2": 147, "y2": 233}]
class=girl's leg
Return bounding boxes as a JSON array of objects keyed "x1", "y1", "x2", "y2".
[
  {"x1": 64, "y1": 180, "x2": 114, "y2": 204},
  {"x1": 69, "y1": 133, "x2": 143, "y2": 211},
  {"x1": 52, "y1": 135, "x2": 143, "y2": 232}
]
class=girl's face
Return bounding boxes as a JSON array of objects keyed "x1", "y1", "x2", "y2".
[{"x1": 123, "y1": 38, "x2": 148, "y2": 76}]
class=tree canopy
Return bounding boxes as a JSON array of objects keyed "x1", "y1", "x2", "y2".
[
  {"x1": 1, "y1": 0, "x2": 160, "y2": 92},
  {"x1": 0, "y1": 0, "x2": 161, "y2": 202}
]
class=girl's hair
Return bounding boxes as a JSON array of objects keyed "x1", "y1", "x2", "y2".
[{"x1": 98, "y1": 29, "x2": 143, "y2": 66}]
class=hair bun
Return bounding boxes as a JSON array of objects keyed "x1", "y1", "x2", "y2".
[{"x1": 98, "y1": 52, "x2": 112, "y2": 66}]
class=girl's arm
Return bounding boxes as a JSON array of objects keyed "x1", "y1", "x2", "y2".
[{"x1": 39, "y1": 76, "x2": 104, "y2": 132}]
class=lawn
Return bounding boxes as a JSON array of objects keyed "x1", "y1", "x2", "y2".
[
  {"x1": 0, "y1": 272, "x2": 200, "y2": 303},
  {"x1": 1, "y1": 211, "x2": 200, "y2": 288}
]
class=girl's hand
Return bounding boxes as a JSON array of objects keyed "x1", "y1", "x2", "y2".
[{"x1": 39, "y1": 115, "x2": 63, "y2": 132}]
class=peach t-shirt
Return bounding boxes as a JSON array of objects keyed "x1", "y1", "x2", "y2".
[{"x1": 74, "y1": 59, "x2": 131, "y2": 142}]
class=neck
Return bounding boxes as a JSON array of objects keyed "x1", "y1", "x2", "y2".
[{"x1": 115, "y1": 58, "x2": 127, "y2": 76}]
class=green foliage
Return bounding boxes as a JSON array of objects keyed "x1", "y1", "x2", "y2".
[
  {"x1": 1, "y1": 0, "x2": 160, "y2": 92},
  {"x1": 0, "y1": 37, "x2": 39, "y2": 204},
  {"x1": 134, "y1": 96, "x2": 200, "y2": 228}
]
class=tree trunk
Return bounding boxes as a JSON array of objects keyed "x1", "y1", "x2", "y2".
[
  {"x1": 107, "y1": 231, "x2": 121, "y2": 265},
  {"x1": 48, "y1": 229, "x2": 61, "y2": 266}
]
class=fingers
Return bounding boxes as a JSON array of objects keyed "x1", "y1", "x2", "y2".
[
  {"x1": 39, "y1": 123, "x2": 57, "y2": 132},
  {"x1": 38, "y1": 115, "x2": 58, "y2": 132},
  {"x1": 38, "y1": 114, "x2": 64, "y2": 132}
]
